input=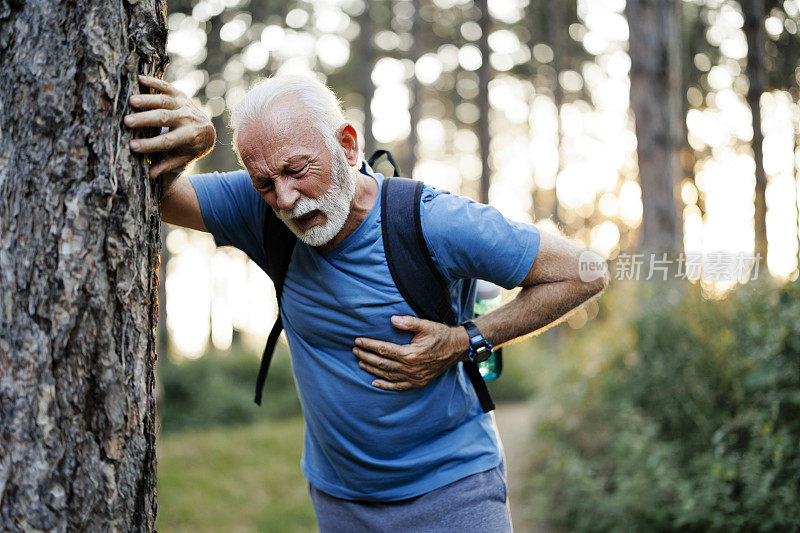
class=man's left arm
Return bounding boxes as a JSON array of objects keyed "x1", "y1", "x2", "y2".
[
  {"x1": 470, "y1": 229, "x2": 608, "y2": 348},
  {"x1": 353, "y1": 228, "x2": 608, "y2": 390}
]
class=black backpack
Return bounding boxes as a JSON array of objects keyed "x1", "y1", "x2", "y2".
[{"x1": 253, "y1": 151, "x2": 495, "y2": 413}]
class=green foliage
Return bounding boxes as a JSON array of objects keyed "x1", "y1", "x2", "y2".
[
  {"x1": 156, "y1": 416, "x2": 316, "y2": 532},
  {"x1": 485, "y1": 342, "x2": 540, "y2": 403},
  {"x1": 157, "y1": 342, "x2": 301, "y2": 434},
  {"x1": 527, "y1": 280, "x2": 800, "y2": 532}
]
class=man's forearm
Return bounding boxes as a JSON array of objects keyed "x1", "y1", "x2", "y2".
[
  {"x1": 159, "y1": 173, "x2": 208, "y2": 232},
  {"x1": 473, "y1": 278, "x2": 604, "y2": 349}
]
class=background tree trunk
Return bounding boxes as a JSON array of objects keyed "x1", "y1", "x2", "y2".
[
  {"x1": 626, "y1": 0, "x2": 684, "y2": 254},
  {"x1": 357, "y1": 1, "x2": 375, "y2": 155},
  {"x1": 158, "y1": 226, "x2": 170, "y2": 356},
  {"x1": 545, "y1": 0, "x2": 564, "y2": 228},
  {"x1": 477, "y1": 0, "x2": 491, "y2": 204},
  {"x1": 407, "y1": 0, "x2": 421, "y2": 176},
  {"x1": 195, "y1": 12, "x2": 229, "y2": 174},
  {"x1": 742, "y1": 0, "x2": 769, "y2": 259},
  {"x1": 681, "y1": 2, "x2": 707, "y2": 218},
  {"x1": 0, "y1": 0, "x2": 167, "y2": 530}
]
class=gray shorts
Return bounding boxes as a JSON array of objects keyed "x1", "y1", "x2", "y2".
[{"x1": 308, "y1": 460, "x2": 512, "y2": 532}]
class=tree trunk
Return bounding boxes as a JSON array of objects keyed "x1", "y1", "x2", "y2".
[
  {"x1": 546, "y1": 0, "x2": 564, "y2": 227},
  {"x1": 358, "y1": 1, "x2": 375, "y2": 154},
  {"x1": 742, "y1": 0, "x2": 769, "y2": 259},
  {"x1": 793, "y1": 106, "x2": 800, "y2": 269},
  {"x1": 158, "y1": 226, "x2": 170, "y2": 356},
  {"x1": 407, "y1": 0, "x2": 421, "y2": 176},
  {"x1": 626, "y1": 0, "x2": 684, "y2": 254},
  {"x1": 681, "y1": 3, "x2": 707, "y2": 218},
  {"x1": 477, "y1": 0, "x2": 491, "y2": 204},
  {"x1": 0, "y1": 0, "x2": 167, "y2": 530},
  {"x1": 198, "y1": 12, "x2": 233, "y2": 175}
]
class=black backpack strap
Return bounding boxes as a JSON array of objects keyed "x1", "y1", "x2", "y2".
[
  {"x1": 462, "y1": 359, "x2": 495, "y2": 412},
  {"x1": 381, "y1": 177, "x2": 495, "y2": 413},
  {"x1": 367, "y1": 149, "x2": 401, "y2": 177},
  {"x1": 254, "y1": 210, "x2": 297, "y2": 405},
  {"x1": 381, "y1": 178, "x2": 455, "y2": 323}
]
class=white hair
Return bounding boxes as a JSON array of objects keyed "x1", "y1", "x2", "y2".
[{"x1": 230, "y1": 74, "x2": 351, "y2": 166}]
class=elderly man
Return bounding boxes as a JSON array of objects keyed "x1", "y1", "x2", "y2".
[{"x1": 126, "y1": 73, "x2": 607, "y2": 531}]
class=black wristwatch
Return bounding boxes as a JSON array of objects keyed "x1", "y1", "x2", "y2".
[{"x1": 461, "y1": 320, "x2": 493, "y2": 363}]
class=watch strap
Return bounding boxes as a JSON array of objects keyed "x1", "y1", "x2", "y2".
[
  {"x1": 461, "y1": 320, "x2": 493, "y2": 362},
  {"x1": 462, "y1": 320, "x2": 482, "y2": 343}
]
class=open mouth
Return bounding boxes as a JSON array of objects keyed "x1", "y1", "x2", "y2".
[{"x1": 293, "y1": 210, "x2": 321, "y2": 229}]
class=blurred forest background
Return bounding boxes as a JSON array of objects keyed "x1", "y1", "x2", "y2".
[{"x1": 154, "y1": 0, "x2": 800, "y2": 531}]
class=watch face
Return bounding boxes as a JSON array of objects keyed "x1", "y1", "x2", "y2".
[{"x1": 472, "y1": 345, "x2": 492, "y2": 363}]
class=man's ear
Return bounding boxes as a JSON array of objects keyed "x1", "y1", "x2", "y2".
[{"x1": 336, "y1": 123, "x2": 359, "y2": 168}]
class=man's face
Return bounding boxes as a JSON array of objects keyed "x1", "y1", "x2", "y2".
[{"x1": 237, "y1": 99, "x2": 355, "y2": 246}]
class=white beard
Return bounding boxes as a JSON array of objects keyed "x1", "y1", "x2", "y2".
[{"x1": 275, "y1": 147, "x2": 355, "y2": 247}]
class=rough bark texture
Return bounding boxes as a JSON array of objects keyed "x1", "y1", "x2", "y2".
[
  {"x1": 742, "y1": 0, "x2": 768, "y2": 258},
  {"x1": 0, "y1": 0, "x2": 167, "y2": 530},
  {"x1": 626, "y1": 0, "x2": 684, "y2": 253}
]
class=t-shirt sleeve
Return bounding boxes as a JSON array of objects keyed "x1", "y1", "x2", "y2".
[
  {"x1": 188, "y1": 170, "x2": 270, "y2": 268},
  {"x1": 419, "y1": 188, "x2": 540, "y2": 289}
]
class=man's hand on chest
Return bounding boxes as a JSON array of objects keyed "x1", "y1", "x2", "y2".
[{"x1": 352, "y1": 316, "x2": 470, "y2": 391}]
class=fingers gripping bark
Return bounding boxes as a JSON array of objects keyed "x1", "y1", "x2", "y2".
[
  {"x1": 136, "y1": 74, "x2": 180, "y2": 95},
  {"x1": 125, "y1": 75, "x2": 216, "y2": 179}
]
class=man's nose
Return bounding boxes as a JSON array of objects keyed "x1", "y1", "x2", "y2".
[{"x1": 274, "y1": 179, "x2": 300, "y2": 212}]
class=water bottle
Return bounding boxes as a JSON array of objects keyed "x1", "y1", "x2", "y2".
[{"x1": 473, "y1": 280, "x2": 503, "y2": 381}]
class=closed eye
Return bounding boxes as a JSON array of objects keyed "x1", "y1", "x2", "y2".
[
  {"x1": 288, "y1": 162, "x2": 310, "y2": 177},
  {"x1": 253, "y1": 178, "x2": 273, "y2": 192}
]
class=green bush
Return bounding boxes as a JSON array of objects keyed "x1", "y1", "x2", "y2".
[
  {"x1": 157, "y1": 342, "x2": 301, "y2": 434},
  {"x1": 527, "y1": 279, "x2": 800, "y2": 532},
  {"x1": 486, "y1": 341, "x2": 540, "y2": 402}
]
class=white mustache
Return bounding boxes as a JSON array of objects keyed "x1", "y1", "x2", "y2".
[{"x1": 280, "y1": 198, "x2": 323, "y2": 220}]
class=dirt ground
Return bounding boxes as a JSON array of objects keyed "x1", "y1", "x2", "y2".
[{"x1": 494, "y1": 402, "x2": 553, "y2": 533}]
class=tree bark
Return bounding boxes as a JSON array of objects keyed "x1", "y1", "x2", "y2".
[
  {"x1": 0, "y1": 0, "x2": 167, "y2": 530},
  {"x1": 626, "y1": 0, "x2": 684, "y2": 254},
  {"x1": 742, "y1": 0, "x2": 769, "y2": 259}
]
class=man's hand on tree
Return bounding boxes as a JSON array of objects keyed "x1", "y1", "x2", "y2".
[
  {"x1": 353, "y1": 316, "x2": 470, "y2": 391},
  {"x1": 125, "y1": 75, "x2": 216, "y2": 179}
]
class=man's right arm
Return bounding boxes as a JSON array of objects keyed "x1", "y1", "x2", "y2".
[
  {"x1": 125, "y1": 77, "x2": 269, "y2": 270},
  {"x1": 124, "y1": 75, "x2": 215, "y2": 231},
  {"x1": 161, "y1": 174, "x2": 207, "y2": 232}
]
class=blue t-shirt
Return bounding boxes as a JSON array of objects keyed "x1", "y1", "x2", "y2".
[{"x1": 189, "y1": 164, "x2": 540, "y2": 501}]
